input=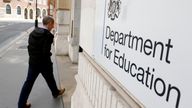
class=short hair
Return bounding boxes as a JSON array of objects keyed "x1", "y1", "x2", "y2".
[{"x1": 42, "y1": 16, "x2": 54, "y2": 25}]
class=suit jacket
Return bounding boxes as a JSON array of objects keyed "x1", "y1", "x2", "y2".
[{"x1": 28, "y1": 27, "x2": 54, "y2": 65}]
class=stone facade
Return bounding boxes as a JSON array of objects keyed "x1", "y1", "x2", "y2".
[
  {"x1": 54, "y1": 9, "x2": 70, "y2": 56},
  {"x1": 68, "y1": 0, "x2": 80, "y2": 63},
  {"x1": 54, "y1": 0, "x2": 143, "y2": 107},
  {"x1": 0, "y1": 0, "x2": 48, "y2": 21},
  {"x1": 54, "y1": 0, "x2": 80, "y2": 64},
  {"x1": 71, "y1": 53, "x2": 143, "y2": 108}
]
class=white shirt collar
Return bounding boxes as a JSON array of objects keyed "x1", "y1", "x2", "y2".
[
  {"x1": 42, "y1": 25, "x2": 48, "y2": 30},
  {"x1": 38, "y1": 24, "x2": 48, "y2": 30}
]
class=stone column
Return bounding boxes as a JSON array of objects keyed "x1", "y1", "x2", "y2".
[
  {"x1": 54, "y1": 0, "x2": 71, "y2": 55},
  {"x1": 68, "y1": 0, "x2": 81, "y2": 63}
]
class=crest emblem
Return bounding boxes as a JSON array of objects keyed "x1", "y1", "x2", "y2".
[{"x1": 107, "y1": 0, "x2": 121, "y2": 21}]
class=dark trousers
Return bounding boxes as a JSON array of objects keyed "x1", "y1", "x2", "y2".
[{"x1": 18, "y1": 63, "x2": 59, "y2": 108}]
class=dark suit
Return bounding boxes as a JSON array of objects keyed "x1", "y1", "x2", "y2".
[{"x1": 18, "y1": 27, "x2": 60, "y2": 108}]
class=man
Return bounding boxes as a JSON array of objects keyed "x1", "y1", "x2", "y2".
[{"x1": 18, "y1": 16, "x2": 65, "y2": 108}]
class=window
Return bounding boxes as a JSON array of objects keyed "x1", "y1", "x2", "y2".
[
  {"x1": 17, "y1": 6, "x2": 21, "y2": 15},
  {"x1": 37, "y1": 8, "x2": 41, "y2": 17},
  {"x1": 24, "y1": 8, "x2": 28, "y2": 19},
  {"x1": 42, "y1": 9, "x2": 46, "y2": 17},
  {"x1": 30, "y1": 9, "x2": 33, "y2": 19},
  {"x1": 6, "y1": 4, "x2": 11, "y2": 14}
]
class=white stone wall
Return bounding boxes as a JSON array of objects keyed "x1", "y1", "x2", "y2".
[
  {"x1": 71, "y1": 0, "x2": 144, "y2": 107},
  {"x1": 68, "y1": 0, "x2": 80, "y2": 63},
  {"x1": 72, "y1": 53, "x2": 143, "y2": 108},
  {"x1": 55, "y1": 10, "x2": 70, "y2": 55}
]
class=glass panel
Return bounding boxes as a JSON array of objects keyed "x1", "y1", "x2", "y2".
[
  {"x1": 6, "y1": 4, "x2": 11, "y2": 14},
  {"x1": 17, "y1": 6, "x2": 21, "y2": 15}
]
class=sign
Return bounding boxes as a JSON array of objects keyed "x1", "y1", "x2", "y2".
[{"x1": 93, "y1": 0, "x2": 192, "y2": 108}]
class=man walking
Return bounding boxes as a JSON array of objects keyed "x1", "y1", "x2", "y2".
[{"x1": 18, "y1": 16, "x2": 65, "y2": 108}]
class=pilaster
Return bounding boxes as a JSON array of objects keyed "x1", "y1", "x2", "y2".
[
  {"x1": 54, "y1": 0, "x2": 71, "y2": 55},
  {"x1": 68, "y1": 0, "x2": 80, "y2": 63}
]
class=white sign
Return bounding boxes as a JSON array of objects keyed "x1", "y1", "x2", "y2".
[{"x1": 93, "y1": 0, "x2": 192, "y2": 108}]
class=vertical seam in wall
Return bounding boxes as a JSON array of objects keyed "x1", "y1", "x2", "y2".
[{"x1": 101, "y1": 0, "x2": 108, "y2": 54}]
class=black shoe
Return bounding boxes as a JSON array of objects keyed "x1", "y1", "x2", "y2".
[
  {"x1": 24, "y1": 102, "x2": 31, "y2": 108},
  {"x1": 53, "y1": 88, "x2": 65, "y2": 98}
]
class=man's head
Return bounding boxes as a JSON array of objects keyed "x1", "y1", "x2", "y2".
[{"x1": 42, "y1": 16, "x2": 54, "y2": 31}]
